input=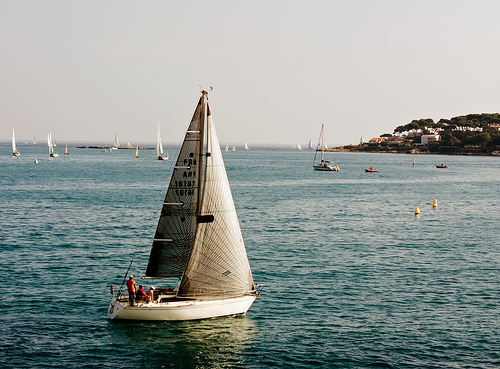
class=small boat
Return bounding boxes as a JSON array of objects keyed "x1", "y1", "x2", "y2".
[
  {"x1": 436, "y1": 164, "x2": 447, "y2": 168},
  {"x1": 48, "y1": 130, "x2": 59, "y2": 157},
  {"x1": 313, "y1": 124, "x2": 339, "y2": 171},
  {"x1": 64, "y1": 144, "x2": 69, "y2": 155},
  {"x1": 12, "y1": 128, "x2": 20, "y2": 156},
  {"x1": 157, "y1": 117, "x2": 169, "y2": 160},
  {"x1": 135, "y1": 146, "x2": 139, "y2": 158},
  {"x1": 108, "y1": 90, "x2": 259, "y2": 321},
  {"x1": 365, "y1": 167, "x2": 378, "y2": 173}
]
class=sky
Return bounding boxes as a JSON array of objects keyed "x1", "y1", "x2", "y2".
[{"x1": 2, "y1": 0, "x2": 500, "y2": 147}]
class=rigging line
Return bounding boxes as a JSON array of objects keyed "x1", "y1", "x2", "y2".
[{"x1": 116, "y1": 259, "x2": 134, "y2": 299}]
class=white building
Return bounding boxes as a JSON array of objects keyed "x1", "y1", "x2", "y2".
[{"x1": 420, "y1": 135, "x2": 440, "y2": 145}]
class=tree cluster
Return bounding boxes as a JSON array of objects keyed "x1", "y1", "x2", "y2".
[{"x1": 392, "y1": 113, "x2": 500, "y2": 152}]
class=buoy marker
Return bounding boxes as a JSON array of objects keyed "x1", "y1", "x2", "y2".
[
  {"x1": 414, "y1": 206, "x2": 420, "y2": 215},
  {"x1": 432, "y1": 199, "x2": 438, "y2": 208}
]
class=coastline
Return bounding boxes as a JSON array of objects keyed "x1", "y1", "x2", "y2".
[{"x1": 327, "y1": 145, "x2": 500, "y2": 156}]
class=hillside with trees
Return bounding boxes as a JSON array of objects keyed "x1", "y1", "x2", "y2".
[{"x1": 333, "y1": 113, "x2": 500, "y2": 155}]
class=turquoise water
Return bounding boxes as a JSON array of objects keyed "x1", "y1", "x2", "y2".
[{"x1": 1, "y1": 144, "x2": 499, "y2": 368}]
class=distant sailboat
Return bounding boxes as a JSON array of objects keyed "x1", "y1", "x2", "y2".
[
  {"x1": 33, "y1": 137, "x2": 37, "y2": 145},
  {"x1": 307, "y1": 140, "x2": 313, "y2": 149},
  {"x1": 108, "y1": 90, "x2": 259, "y2": 321},
  {"x1": 12, "y1": 128, "x2": 20, "y2": 156},
  {"x1": 127, "y1": 141, "x2": 133, "y2": 149},
  {"x1": 48, "y1": 130, "x2": 59, "y2": 157},
  {"x1": 135, "y1": 146, "x2": 139, "y2": 158},
  {"x1": 312, "y1": 125, "x2": 338, "y2": 171},
  {"x1": 244, "y1": 142, "x2": 249, "y2": 150},
  {"x1": 112, "y1": 134, "x2": 120, "y2": 149},
  {"x1": 232, "y1": 146, "x2": 236, "y2": 152},
  {"x1": 64, "y1": 144, "x2": 69, "y2": 155},
  {"x1": 157, "y1": 117, "x2": 168, "y2": 160},
  {"x1": 225, "y1": 143, "x2": 229, "y2": 152},
  {"x1": 297, "y1": 142, "x2": 302, "y2": 150}
]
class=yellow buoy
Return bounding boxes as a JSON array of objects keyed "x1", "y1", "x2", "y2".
[
  {"x1": 34, "y1": 158, "x2": 38, "y2": 164},
  {"x1": 414, "y1": 206, "x2": 420, "y2": 215},
  {"x1": 432, "y1": 199, "x2": 438, "y2": 208}
]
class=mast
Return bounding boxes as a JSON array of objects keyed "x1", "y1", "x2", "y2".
[
  {"x1": 196, "y1": 91, "x2": 207, "y2": 216},
  {"x1": 313, "y1": 124, "x2": 325, "y2": 164}
]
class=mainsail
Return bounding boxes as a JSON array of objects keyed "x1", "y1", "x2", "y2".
[
  {"x1": 157, "y1": 117, "x2": 165, "y2": 156},
  {"x1": 146, "y1": 91, "x2": 254, "y2": 300},
  {"x1": 12, "y1": 127, "x2": 19, "y2": 155},
  {"x1": 145, "y1": 96, "x2": 204, "y2": 278},
  {"x1": 47, "y1": 130, "x2": 55, "y2": 156}
]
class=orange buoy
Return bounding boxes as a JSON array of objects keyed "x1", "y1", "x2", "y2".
[{"x1": 432, "y1": 199, "x2": 438, "y2": 208}]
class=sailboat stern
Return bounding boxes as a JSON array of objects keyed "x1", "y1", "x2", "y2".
[{"x1": 107, "y1": 298, "x2": 126, "y2": 320}]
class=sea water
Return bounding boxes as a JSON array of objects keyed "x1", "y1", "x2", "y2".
[{"x1": 1, "y1": 144, "x2": 499, "y2": 368}]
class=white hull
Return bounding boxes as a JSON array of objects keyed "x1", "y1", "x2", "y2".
[
  {"x1": 108, "y1": 294, "x2": 257, "y2": 321},
  {"x1": 313, "y1": 164, "x2": 339, "y2": 171}
]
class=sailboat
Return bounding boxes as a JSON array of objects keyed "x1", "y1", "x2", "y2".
[
  {"x1": 157, "y1": 117, "x2": 169, "y2": 160},
  {"x1": 297, "y1": 142, "x2": 302, "y2": 150},
  {"x1": 225, "y1": 143, "x2": 229, "y2": 152},
  {"x1": 12, "y1": 128, "x2": 20, "y2": 156},
  {"x1": 244, "y1": 142, "x2": 249, "y2": 150},
  {"x1": 108, "y1": 91, "x2": 259, "y2": 321},
  {"x1": 135, "y1": 146, "x2": 139, "y2": 158},
  {"x1": 47, "y1": 130, "x2": 59, "y2": 157},
  {"x1": 112, "y1": 134, "x2": 119, "y2": 150},
  {"x1": 64, "y1": 144, "x2": 69, "y2": 155},
  {"x1": 312, "y1": 124, "x2": 338, "y2": 171}
]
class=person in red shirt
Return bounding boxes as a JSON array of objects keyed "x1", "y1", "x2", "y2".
[
  {"x1": 135, "y1": 285, "x2": 147, "y2": 302},
  {"x1": 126, "y1": 275, "x2": 137, "y2": 306}
]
